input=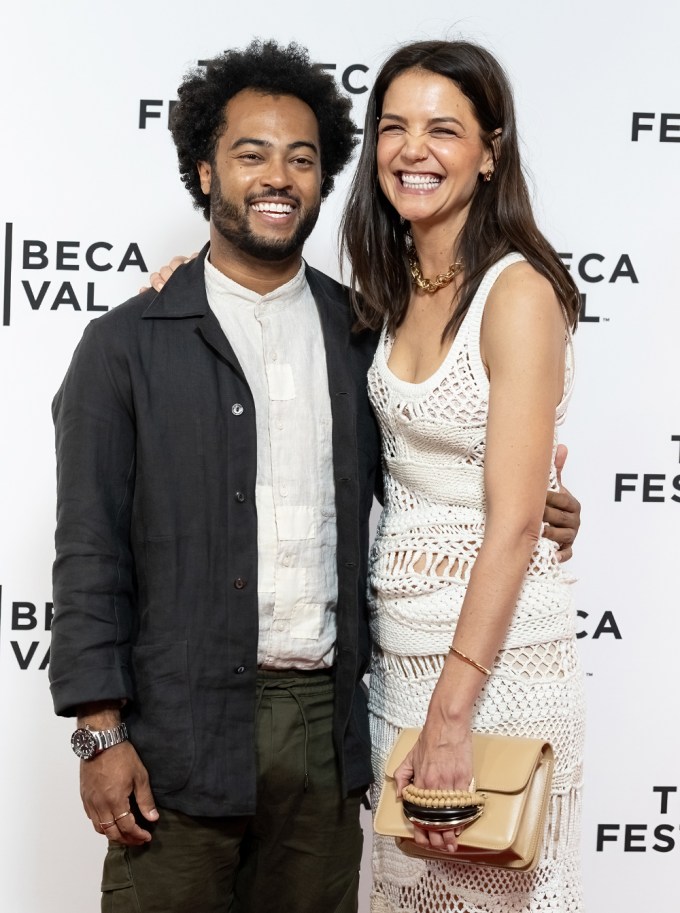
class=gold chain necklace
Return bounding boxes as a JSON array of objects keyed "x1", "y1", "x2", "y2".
[{"x1": 409, "y1": 249, "x2": 464, "y2": 294}]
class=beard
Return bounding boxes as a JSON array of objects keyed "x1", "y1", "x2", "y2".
[{"x1": 209, "y1": 174, "x2": 321, "y2": 262}]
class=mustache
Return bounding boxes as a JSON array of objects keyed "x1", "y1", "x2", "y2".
[{"x1": 245, "y1": 190, "x2": 300, "y2": 207}]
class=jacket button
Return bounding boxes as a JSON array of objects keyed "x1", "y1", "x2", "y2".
[
  {"x1": 234, "y1": 491, "x2": 246, "y2": 503},
  {"x1": 231, "y1": 403, "x2": 244, "y2": 416},
  {"x1": 234, "y1": 577, "x2": 247, "y2": 589},
  {"x1": 235, "y1": 665, "x2": 246, "y2": 674}
]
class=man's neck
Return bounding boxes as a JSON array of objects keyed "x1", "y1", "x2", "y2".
[{"x1": 208, "y1": 231, "x2": 303, "y2": 296}]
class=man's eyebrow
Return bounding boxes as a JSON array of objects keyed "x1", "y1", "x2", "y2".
[
  {"x1": 289, "y1": 140, "x2": 319, "y2": 155},
  {"x1": 229, "y1": 137, "x2": 271, "y2": 150},
  {"x1": 229, "y1": 137, "x2": 319, "y2": 154}
]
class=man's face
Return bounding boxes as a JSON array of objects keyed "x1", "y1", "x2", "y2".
[{"x1": 198, "y1": 89, "x2": 323, "y2": 262}]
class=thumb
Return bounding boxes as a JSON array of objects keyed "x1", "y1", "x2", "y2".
[
  {"x1": 554, "y1": 443, "x2": 568, "y2": 489},
  {"x1": 134, "y1": 773, "x2": 159, "y2": 822},
  {"x1": 394, "y1": 756, "x2": 415, "y2": 799}
]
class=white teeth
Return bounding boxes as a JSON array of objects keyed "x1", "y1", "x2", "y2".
[
  {"x1": 251, "y1": 202, "x2": 294, "y2": 213},
  {"x1": 401, "y1": 173, "x2": 441, "y2": 187}
]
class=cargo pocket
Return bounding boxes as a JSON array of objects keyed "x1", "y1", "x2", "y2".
[{"x1": 101, "y1": 844, "x2": 141, "y2": 913}]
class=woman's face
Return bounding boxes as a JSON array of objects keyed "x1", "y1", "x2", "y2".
[{"x1": 376, "y1": 68, "x2": 494, "y2": 232}]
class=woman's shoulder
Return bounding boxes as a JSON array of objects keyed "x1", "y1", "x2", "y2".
[{"x1": 486, "y1": 257, "x2": 560, "y2": 319}]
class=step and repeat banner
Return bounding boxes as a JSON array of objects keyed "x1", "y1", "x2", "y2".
[{"x1": 1, "y1": 1, "x2": 678, "y2": 910}]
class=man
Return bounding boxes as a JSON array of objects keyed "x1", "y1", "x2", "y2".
[{"x1": 50, "y1": 40, "x2": 580, "y2": 913}]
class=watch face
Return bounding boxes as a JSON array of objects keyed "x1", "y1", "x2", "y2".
[{"x1": 71, "y1": 728, "x2": 97, "y2": 760}]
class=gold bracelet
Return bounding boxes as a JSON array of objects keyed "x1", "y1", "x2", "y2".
[{"x1": 449, "y1": 646, "x2": 492, "y2": 676}]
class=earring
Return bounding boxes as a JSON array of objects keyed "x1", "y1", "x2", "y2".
[{"x1": 483, "y1": 169, "x2": 493, "y2": 182}]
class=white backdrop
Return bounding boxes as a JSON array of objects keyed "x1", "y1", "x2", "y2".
[{"x1": 2, "y1": 1, "x2": 679, "y2": 910}]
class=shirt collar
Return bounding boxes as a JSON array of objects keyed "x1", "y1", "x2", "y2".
[{"x1": 204, "y1": 253, "x2": 308, "y2": 309}]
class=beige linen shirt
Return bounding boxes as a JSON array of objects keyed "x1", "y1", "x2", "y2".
[{"x1": 205, "y1": 257, "x2": 338, "y2": 669}]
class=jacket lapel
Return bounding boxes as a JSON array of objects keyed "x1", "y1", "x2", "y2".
[
  {"x1": 306, "y1": 264, "x2": 352, "y2": 396},
  {"x1": 142, "y1": 244, "x2": 248, "y2": 382}
]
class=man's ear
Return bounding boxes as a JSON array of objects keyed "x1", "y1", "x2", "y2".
[{"x1": 197, "y1": 161, "x2": 212, "y2": 195}]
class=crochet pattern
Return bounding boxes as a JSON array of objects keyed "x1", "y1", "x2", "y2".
[{"x1": 367, "y1": 254, "x2": 585, "y2": 912}]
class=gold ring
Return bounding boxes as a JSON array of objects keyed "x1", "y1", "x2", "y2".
[
  {"x1": 114, "y1": 810, "x2": 131, "y2": 823},
  {"x1": 100, "y1": 820, "x2": 116, "y2": 830}
]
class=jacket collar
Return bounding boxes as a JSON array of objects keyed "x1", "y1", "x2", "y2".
[
  {"x1": 141, "y1": 243, "x2": 351, "y2": 339},
  {"x1": 140, "y1": 242, "x2": 351, "y2": 379},
  {"x1": 141, "y1": 243, "x2": 211, "y2": 320}
]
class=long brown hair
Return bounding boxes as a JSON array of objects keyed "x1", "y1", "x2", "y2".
[{"x1": 341, "y1": 40, "x2": 580, "y2": 336}]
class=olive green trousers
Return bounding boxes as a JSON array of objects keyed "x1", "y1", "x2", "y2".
[{"x1": 101, "y1": 670, "x2": 364, "y2": 913}]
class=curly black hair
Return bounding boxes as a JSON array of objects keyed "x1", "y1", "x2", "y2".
[{"x1": 170, "y1": 39, "x2": 358, "y2": 219}]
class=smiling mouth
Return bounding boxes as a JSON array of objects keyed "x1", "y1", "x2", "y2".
[
  {"x1": 250, "y1": 201, "x2": 296, "y2": 219},
  {"x1": 399, "y1": 172, "x2": 442, "y2": 189}
]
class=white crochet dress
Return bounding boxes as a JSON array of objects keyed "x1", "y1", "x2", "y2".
[{"x1": 367, "y1": 253, "x2": 585, "y2": 913}]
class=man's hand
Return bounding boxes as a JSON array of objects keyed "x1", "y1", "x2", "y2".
[
  {"x1": 80, "y1": 741, "x2": 158, "y2": 845},
  {"x1": 543, "y1": 444, "x2": 581, "y2": 562}
]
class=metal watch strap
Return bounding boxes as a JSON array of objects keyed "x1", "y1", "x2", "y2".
[{"x1": 91, "y1": 722, "x2": 129, "y2": 751}]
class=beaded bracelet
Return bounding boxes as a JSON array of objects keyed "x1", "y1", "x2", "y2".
[
  {"x1": 402, "y1": 784, "x2": 486, "y2": 809},
  {"x1": 449, "y1": 646, "x2": 492, "y2": 676}
]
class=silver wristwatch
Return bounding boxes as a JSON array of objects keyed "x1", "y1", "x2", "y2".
[{"x1": 71, "y1": 722, "x2": 129, "y2": 760}]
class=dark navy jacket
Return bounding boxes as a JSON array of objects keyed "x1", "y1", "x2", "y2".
[{"x1": 50, "y1": 248, "x2": 380, "y2": 816}]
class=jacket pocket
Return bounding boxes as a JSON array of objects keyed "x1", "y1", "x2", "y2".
[{"x1": 128, "y1": 641, "x2": 195, "y2": 792}]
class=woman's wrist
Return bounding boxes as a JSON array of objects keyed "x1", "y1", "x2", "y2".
[{"x1": 426, "y1": 691, "x2": 474, "y2": 730}]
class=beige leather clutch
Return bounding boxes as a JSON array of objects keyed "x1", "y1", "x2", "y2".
[{"x1": 374, "y1": 728, "x2": 554, "y2": 871}]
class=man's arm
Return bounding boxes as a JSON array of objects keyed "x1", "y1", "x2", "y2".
[
  {"x1": 51, "y1": 317, "x2": 157, "y2": 844},
  {"x1": 543, "y1": 444, "x2": 581, "y2": 562}
]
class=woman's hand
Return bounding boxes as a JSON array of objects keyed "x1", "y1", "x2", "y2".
[
  {"x1": 393, "y1": 722, "x2": 474, "y2": 854},
  {"x1": 138, "y1": 252, "x2": 199, "y2": 293}
]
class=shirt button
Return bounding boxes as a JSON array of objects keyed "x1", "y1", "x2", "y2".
[
  {"x1": 234, "y1": 665, "x2": 246, "y2": 674},
  {"x1": 233, "y1": 577, "x2": 247, "y2": 589},
  {"x1": 271, "y1": 351, "x2": 278, "y2": 362},
  {"x1": 232, "y1": 403, "x2": 244, "y2": 416},
  {"x1": 234, "y1": 491, "x2": 246, "y2": 503},
  {"x1": 276, "y1": 420, "x2": 284, "y2": 431},
  {"x1": 280, "y1": 484, "x2": 288, "y2": 497},
  {"x1": 282, "y1": 555, "x2": 291, "y2": 567}
]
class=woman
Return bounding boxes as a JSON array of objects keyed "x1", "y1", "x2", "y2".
[{"x1": 341, "y1": 41, "x2": 584, "y2": 912}]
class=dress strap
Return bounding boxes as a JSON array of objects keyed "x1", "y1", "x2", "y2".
[{"x1": 462, "y1": 252, "x2": 526, "y2": 395}]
